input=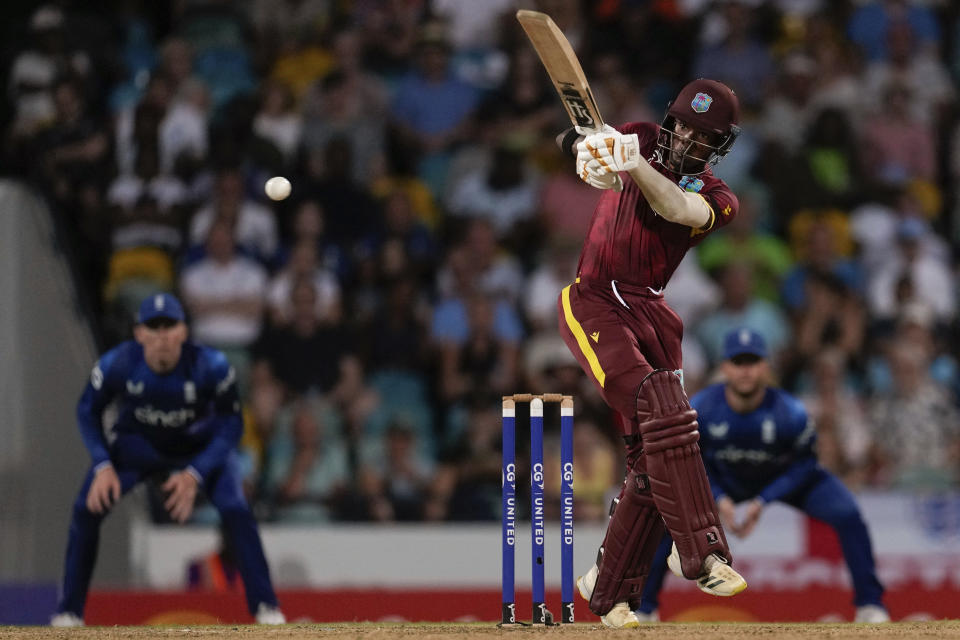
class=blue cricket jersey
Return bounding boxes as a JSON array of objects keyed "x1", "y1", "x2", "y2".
[
  {"x1": 691, "y1": 383, "x2": 819, "y2": 504},
  {"x1": 77, "y1": 341, "x2": 242, "y2": 483}
]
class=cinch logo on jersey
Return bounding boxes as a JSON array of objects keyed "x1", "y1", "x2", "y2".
[
  {"x1": 715, "y1": 446, "x2": 776, "y2": 464},
  {"x1": 134, "y1": 405, "x2": 196, "y2": 428}
]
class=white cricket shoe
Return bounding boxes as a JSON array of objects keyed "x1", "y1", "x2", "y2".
[
  {"x1": 600, "y1": 602, "x2": 641, "y2": 628},
  {"x1": 576, "y1": 563, "x2": 598, "y2": 601},
  {"x1": 634, "y1": 609, "x2": 660, "y2": 622},
  {"x1": 854, "y1": 605, "x2": 890, "y2": 623},
  {"x1": 576, "y1": 566, "x2": 642, "y2": 628},
  {"x1": 667, "y1": 542, "x2": 747, "y2": 597},
  {"x1": 255, "y1": 603, "x2": 286, "y2": 624},
  {"x1": 50, "y1": 612, "x2": 84, "y2": 627}
]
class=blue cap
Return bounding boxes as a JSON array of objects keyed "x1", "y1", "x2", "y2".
[
  {"x1": 723, "y1": 327, "x2": 767, "y2": 360},
  {"x1": 137, "y1": 293, "x2": 185, "y2": 324}
]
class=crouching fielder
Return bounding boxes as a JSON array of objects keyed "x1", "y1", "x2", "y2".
[
  {"x1": 555, "y1": 78, "x2": 747, "y2": 628},
  {"x1": 51, "y1": 294, "x2": 284, "y2": 626},
  {"x1": 636, "y1": 328, "x2": 888, "y2": 623}
]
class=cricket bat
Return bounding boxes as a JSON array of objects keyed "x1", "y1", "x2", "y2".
[{"x1": 516, "y1": 9, "x2": 623, "y2": 190}]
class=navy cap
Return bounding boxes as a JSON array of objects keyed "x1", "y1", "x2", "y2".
[
  {"x1": 723, "y1": 327, "x2": 768, "y2": 361},
  {"x1": 137, "y1": 293, "x2": 185, "y2": 324}
]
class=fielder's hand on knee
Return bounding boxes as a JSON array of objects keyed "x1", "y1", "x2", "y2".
[
  {"x1": 163, "y1": 470, "x2": 199, "y2": 523},
  {"x1": 577, "y1": 125, "x2": 641, "y2": 174},
  {"x1": 736, "y1": 498, "x2": 764, "y2": 538},
  {"x1": 87, "y1": 464, "x2": 121, "y2": 514}
]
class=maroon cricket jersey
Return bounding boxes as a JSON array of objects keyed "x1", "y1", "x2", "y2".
[{"x1": 575, "y1": 122, "x2": 739, "y2": 290}]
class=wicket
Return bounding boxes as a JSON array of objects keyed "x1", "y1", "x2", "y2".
[{"x1": 501, "y1": 393, "x2": 574, "y2": 626}]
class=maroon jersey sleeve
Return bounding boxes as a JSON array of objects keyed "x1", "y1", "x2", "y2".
[{"x1": 687, "y1": 177, "x2": 738, "y2": 247}]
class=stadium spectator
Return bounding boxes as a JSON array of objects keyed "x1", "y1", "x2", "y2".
[
  {"x1": 8, "y1": 6, "x2": 94, "y2": 139},
  {"x1": 260, "y1": 398, "x2": 350, "y2": 522},
  {"x1": 868, "y1": 342, "x2": 960, "y2": 490},
  {"x1": 253, "y1": 276, "x2": 351, "y2": 398},
  {"x1": 265, "y1": 240, "x2": 341, "y2": 327},
  {"x1": 388, "y1": 20, "x2": 480, "y2": 195},
  {"x1": 188, "y1": 168, "x2": 279, "y2": 266},
  {"x1": 180, "y1": 218, "x2": 268, "y2": 383},
  {"x1": 357, "y1": 419, "x2": 437, "y2": 521},
  {"x1": 694, "y1": 262, "x2": 790, "y2": 367}
]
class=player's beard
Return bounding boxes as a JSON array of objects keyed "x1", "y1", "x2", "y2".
[
  {"x1": 148, "y1": 346, "x2": 182, "y2": 374},
  {"x1": 728, "y1": 378, "x2": 763, "y2": 402}
]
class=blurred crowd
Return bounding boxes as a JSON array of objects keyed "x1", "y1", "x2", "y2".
[{"x1": 3, "y1": 0, "x2": 960, "y2": 525}]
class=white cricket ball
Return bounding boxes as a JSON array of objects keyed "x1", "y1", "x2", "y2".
[{"x1": 265, "y1": 176, "x2": 291, "y2": 201}]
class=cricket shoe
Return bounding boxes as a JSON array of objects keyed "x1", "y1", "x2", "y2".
[
  {"x1": 600, "y1": 602, "x2": 641, "y2": 628},
  {"x1": 50, "y1": 612, "x2": 84, "y2": 627},
  {"x1": 576, "y1": 566, "x2": 642, "y2": 628},
  {"x1": 255, "y1": 603, "x2": 286, "y2": 624},
  {"x1": 854, "y1": 605, "x2": 890, "y2": 623},
  {"x1": 667, "y1": 542, "x2": 747, "y2": 597}
]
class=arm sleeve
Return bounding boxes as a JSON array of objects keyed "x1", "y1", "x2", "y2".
[
  {"x1": 76, "y1": 357, "x2": 117, "y2": 468},
  {"x1": 187, "y1": 355, "x2": 243, "y2": 483},
  {"x1": 757, "y1": 405, "x2": 819, "y2": 504},
  {"x1": 688, "y1": 184, "x2": 739, "y2": 247}
]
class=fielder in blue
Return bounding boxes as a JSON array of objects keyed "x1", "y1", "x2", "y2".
[
  {"x1": 635, "y1": 328, "x2": 889, "y2": 623},
  {"x1": 51, "y1": 293, "x2": 285, "y2": 626}
]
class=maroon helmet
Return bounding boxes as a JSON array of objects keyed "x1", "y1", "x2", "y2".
[{"x1": 656, "y1": 78, "x2": 741, "y2": 175}]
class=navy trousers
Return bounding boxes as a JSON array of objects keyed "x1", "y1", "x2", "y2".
[
  {"x1": 638, "y1": 470, "x2": 884, "y2": 612},
  {"x1": 57, "y1": 434, "x2": 278, "y2": 617}
]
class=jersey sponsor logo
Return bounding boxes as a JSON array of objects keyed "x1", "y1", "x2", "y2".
[
  {"x1": 126, "y1": 380, "x2": 144, "y2": 395},
  {"x1": 716, "y1": 446, "x2": 775, "y2": 464},
  {"x1": 590, "y1": 331, "x2": 599, "y2": 343},
  {"x1": 134, "y1": 405, "x2": 196, "y2": 428},
  {"x1": 797, "y1": 418, "x2": 815, "y2": 448},
  {"x1": 216, "y1": 366, "x2": 236, "y2": 395},
  {"x1": 91, "y1": 363, "x2": 104, "y2": 390},
  {"x1": 678, "y1": 175, "x2": 704, "y2": 193},
  {"x1": 707, "y1": 421, "x2": 729, "y2": 438},
  {"x1": 691, "y1": 92, "x2": 713, "y2": 113},
  {"x1": 761, "y1": 417, "x2": 776, "y2": 443},
  {"x1": 184, "y1": 381, "x2": 196, "y2": 403}
]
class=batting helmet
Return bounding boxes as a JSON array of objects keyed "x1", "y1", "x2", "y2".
[{"x1": 656, "y1": 78, "x2": 741, "y2": 175}]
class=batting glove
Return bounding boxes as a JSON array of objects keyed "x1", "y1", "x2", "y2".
[
  {"x1": 577, "y1": 127, "x2": 641, "y2": 173},
  {"x1": 576, "y1": 154, "x2": 623, "y2": 190}
]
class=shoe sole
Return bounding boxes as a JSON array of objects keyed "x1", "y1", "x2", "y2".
[{"x1": 600, "y1": 617, "x2": 640, "y2": 629}]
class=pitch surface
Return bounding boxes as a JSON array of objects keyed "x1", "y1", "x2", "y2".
[{"x1": 6, "y1": 622, "x2": 960, "y2": 639}]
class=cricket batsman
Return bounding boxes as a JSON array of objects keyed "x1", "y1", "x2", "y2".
[{"x1": 556, "y1": 78, "x2": 747, "y2": 627}]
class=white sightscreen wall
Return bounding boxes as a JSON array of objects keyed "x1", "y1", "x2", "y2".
[{"x1": 0, "y1": 180, "x2": 97, "y2": 580}]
